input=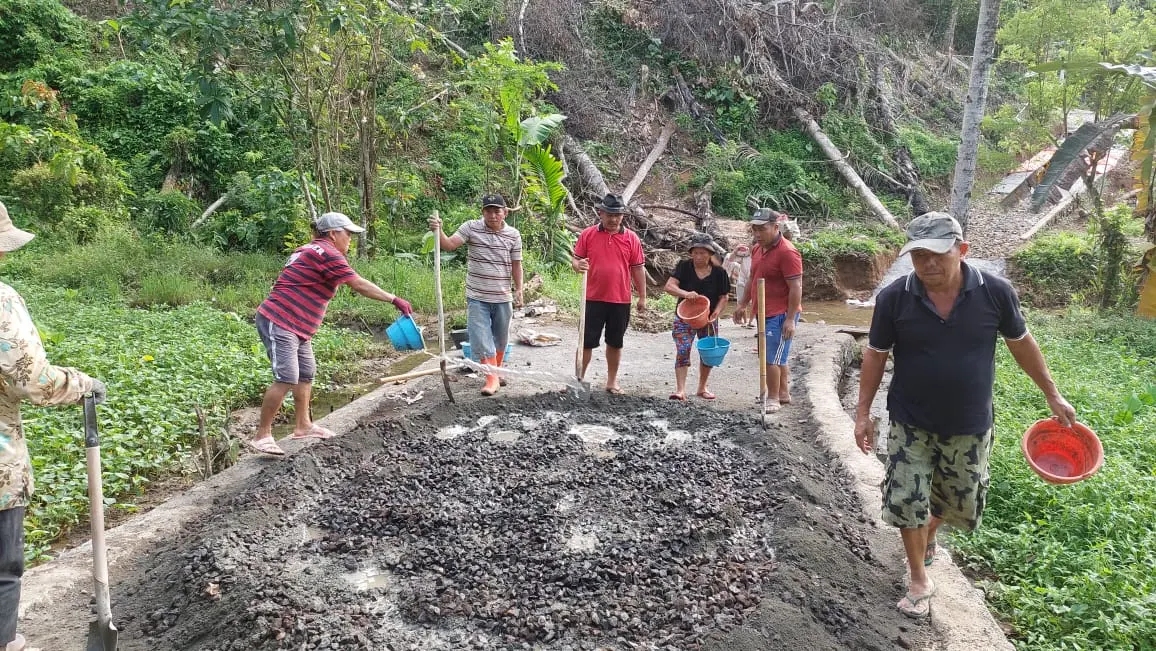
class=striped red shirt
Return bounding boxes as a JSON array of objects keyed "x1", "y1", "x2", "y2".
[{"x1": 257, "y1": 239, "x2": 357, "y2": 338}]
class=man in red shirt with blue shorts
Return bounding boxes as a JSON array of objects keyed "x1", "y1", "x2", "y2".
[
  {"x1": 248, "y1": 212, "x2": 413, "y2": 456},
  {"x1": 571, "y1": 193, "x2": 647, "y2": 394},
  {"x1": 734, "y1": 208, "x2": 803, "y2": 414}
]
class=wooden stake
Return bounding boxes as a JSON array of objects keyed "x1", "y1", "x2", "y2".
[{"x1": 757, "y1": 278, "x2": 767, "y2": 429}]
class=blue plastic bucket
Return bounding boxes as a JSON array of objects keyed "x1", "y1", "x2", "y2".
[
  {"x1": 385, "y1": 315, "x2": 425, "y2": 351},
  {"x1": 462, "y1": 342, "x2": 513, "y2": 363},
  {"x1": 697, "y1": 336, "x2": 731, "y2": 367}
]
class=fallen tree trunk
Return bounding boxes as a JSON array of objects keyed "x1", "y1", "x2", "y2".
[
  {"x1": 562, "y1": 135, "x2": 611, "y2": 204},
  {"x1": 191, "y1": 194, "x2": 229, "y2": 229},
  {"x1": 793, "y1": 107, "x2": 901, "y2": 230},
  {"x1": 622, "y1": 123, "x2": 675, "y2": 203}
]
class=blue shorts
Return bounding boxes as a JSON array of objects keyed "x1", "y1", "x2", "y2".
[{"x1": 764, "y1": 313, "x2": 800, "y2": 366}]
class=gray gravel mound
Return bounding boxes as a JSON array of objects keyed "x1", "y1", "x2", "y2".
[{"x1": 108, "y1": 393, "x2": 931, "y2": 651}]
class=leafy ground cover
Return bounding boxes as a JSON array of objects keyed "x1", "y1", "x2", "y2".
[
  {"x1": 954, "y1": 311, "x2": 1156, "y2": 650},
  {"x1": 15, "y1": 281, "x2": 384, "y2": 561}
]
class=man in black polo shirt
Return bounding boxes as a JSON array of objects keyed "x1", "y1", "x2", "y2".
[{"x1": 853, "y1": 212, "x2": 1076, "y2": 619}]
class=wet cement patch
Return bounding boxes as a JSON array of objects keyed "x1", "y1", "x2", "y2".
[{"x1": 106, "y1": 393, "x2": 932, "y2": 650}]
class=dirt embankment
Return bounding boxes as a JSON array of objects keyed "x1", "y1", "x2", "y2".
[{"x1": 805, "y1": 251, "x2": 897, "y2": 301}]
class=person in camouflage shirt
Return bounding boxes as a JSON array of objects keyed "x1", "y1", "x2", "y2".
[{"x1": 0, "y1": 202, "x2": 106, "y2": 651}]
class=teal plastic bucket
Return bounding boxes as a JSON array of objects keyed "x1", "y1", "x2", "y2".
[
  {"x1": 462, "y1": 342, "x2": 513, "y2": 363},
  {"x1": 697, "y1": 336, "x2": 731, "y2": 367},
  {"x1": 385, "y1": 315, "x2": 425, "y2": 351}
]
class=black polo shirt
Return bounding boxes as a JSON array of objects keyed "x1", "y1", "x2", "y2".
[{"x1": 868, "y1": 262, "x2": 1028, "y2": 435}]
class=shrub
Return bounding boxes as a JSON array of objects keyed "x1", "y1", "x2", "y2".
[
  {"x1": 4, "y1": 129, "x2": 128, "y2": 225},
  {"x1": 206, "y1": 169, "x2": 310, "y2": 253},
  {"x1": 59, "y1": 205, "x2": 120, "y2": 244},
  {"x1": 0, "y1": 0, "x2": 87, "y2": 73},
  {"x1": 133, "y1": 190, "x2": 199, "y2": 235},
  {"x1": 1009, "y1": 231, "x2": 1095, "y2": 307},
  {"x1": 135, "y1": 273, "x2": 204, "y2": 307},
  {"x1": 897, "y1": 125, "x2": 957, "y2": 180}
]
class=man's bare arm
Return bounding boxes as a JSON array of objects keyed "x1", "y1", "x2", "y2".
[{"x1": 1005, "y1": 333, "x2": 1076, "y2": 426}]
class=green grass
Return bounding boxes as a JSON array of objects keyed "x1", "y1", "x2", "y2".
[
  {"x1": 954, "y1": 311, "x2": 1156, "y2": 650},
  {"x1": 796, "y1": 222, "x2": 906, "y2": 266},
  {"x1": 6, "y1": 229, "x2": 471, "y2": 327}
]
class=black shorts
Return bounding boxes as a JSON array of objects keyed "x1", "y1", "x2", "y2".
[{"x1": 583, "y1": 300, "x2": 631, "y2": 349}]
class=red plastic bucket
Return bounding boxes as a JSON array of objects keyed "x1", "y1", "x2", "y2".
[
  {"x1": 676, "y1": 295, "x2": 711, "y2": 329},
  {"x1": 1021, "y1": 419, "x2": 1104, "y2": 485}
]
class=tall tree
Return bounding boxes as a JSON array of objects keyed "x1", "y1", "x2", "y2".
[{"x1": 949, "y1": 0, "x2": 1002, "y2": 230}]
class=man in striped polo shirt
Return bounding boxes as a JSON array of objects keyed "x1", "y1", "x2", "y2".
[
  {"x1": 249, "y1": 212, "x2": 414, "y2": 456},
  {"x1": 430, "y1": 194, "x2": 524, "y2": 396}
]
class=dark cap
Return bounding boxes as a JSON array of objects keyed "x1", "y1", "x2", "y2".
[
  {"x1": 688, "y1": 235, "x2": 718, "y2": 254},
  {"x1": 598, "y1": 193, "x2": 628, "y2": 214},
  {"x1": 750, "y1": 208, "x2": 784, "y2": 226},
  {"x1": 481, "y1": 194, "x2": 507, "y2": 209},
  {"x1": 900, "y1": 211, "x2": 964, "y2": 256}
]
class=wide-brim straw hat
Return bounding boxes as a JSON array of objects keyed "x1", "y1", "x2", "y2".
[{"x1": 0, "y1": 203, "x2": 34, "y2": 252}]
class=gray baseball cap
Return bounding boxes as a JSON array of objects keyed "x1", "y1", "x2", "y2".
[
  {"x1": 315, "y1": 212, "x2": 365, "y2": 234},
  {"x1": 750, "y1": 208, "x2": 784, "y2": 226},
  {"x1": 899, "y1": 211, "x2": 963, "y2": 256}
]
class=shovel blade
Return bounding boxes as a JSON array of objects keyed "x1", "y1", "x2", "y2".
[
  {"x1": 87, "y1": 619, "x2": 119, "y2": 651},
  {"x1": 568, "y1": 377, "x2": 592, "y2": 400}
]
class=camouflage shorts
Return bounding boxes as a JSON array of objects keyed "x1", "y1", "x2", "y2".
[{"x1": 881, "y1": 421, "x2": 994, "y2": 531}]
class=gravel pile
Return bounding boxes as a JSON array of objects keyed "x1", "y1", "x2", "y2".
[{"x1": 109, "y1": 394, "x2": 928, "y2": 651}]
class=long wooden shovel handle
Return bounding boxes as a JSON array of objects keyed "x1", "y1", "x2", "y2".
[
  {"x1": 84, "y1": 396, "x2": 113, "y2": 624},
  {"x1": 575, "y1": 270, "x2": 588, "y2": 380},
  {"x1": 757, "y1": 278, "x2": 767, "y2": 425},
  {"x1": 432, "y1": 211, "x2": 455, "y2": 403}
]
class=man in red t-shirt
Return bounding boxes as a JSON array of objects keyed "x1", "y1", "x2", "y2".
[
  {"x1": 249, "y1": 212, "x2": 414, "y2": 456},
  {"x1": 571, "y1": 193, "x2": 647, "y2": 394},
  {"x1": 733, "y1": 208, "x2": 803, "y2": 414}
]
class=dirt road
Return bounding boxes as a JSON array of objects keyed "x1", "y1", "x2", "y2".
[{"x1": 20, "y1": 320, "x2": 943, "y2": 650}]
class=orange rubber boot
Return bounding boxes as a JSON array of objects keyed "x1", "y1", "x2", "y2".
[
  {"x1": 496, "y1": 350, "x2": 507, "y2": 387},
  {"x1": 481, "y1": 357, "x2": 500, "y2": 396}
]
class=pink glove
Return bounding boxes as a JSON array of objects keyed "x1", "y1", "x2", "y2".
[{"x1": 391, "y1": 296, "x2": 413, "y2": 315}]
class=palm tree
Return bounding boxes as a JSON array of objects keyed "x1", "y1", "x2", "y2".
[{"x1": 949, "y1": 0, "x2": 1002, "y2": 232}]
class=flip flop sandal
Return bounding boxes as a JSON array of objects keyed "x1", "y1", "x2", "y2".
[
  {"x1": 763, "y1": 401, "x2": 782, "y2": 414},
  {"x1": 669, "y1": 393, "x2": 687, "y2": 402},
  {"x1": 696, "y1": 391, "x2": 717, "y2": 400},
  {"x1": 290, "y1": 425, "x2": 337, "y2": 440},
  {"x1": 924, "y1": 538, "x2": 938, "y2": 566},
  {"x1": 245, "y1": 437, "x2": 286, "y2": 456},
  {"x1": 779, "y1": 394, "x2": 793, "y2": 405},
  {"x1": 606, "y1": 387, "x2": 625, "y2": 395},
  {"x1": 898, "y1": 582, "x2": 936, "y2": 619}
]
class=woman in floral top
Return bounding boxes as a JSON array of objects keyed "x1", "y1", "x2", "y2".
[{"x1": 0, "y1": 202, "x2": 105, "y2": 651}]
